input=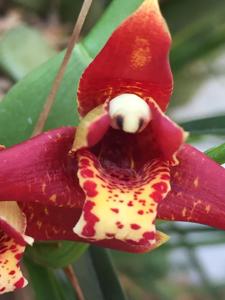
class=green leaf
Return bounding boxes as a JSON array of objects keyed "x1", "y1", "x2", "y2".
[
  {"x1": 180, "y1": 115, "x2": 225, "y2": 135},
  {"x1": 205, "y1": 142, "x2": 225, "y2": 165},
  {"x1": 74, "y1": 246, "x2": 127, "y2": 300},
  {"x1": 0, "y1": 25, "x2": 56, "y2": 81},
  {"x1": 24, "y1": 257, "x2": 75, "y2": 300},
  {"x1": 90, "y1": 247, "x2": 127, "y2": 300},
  {"x1": 13, "y1": 0, "x2": 48, "y2": 13},
  {"x1": 26, "y1": 241, "x2": 88, "y2": 269},
  {"x1": 0, "y1": 45, "x2": 91, "y2": 146}
]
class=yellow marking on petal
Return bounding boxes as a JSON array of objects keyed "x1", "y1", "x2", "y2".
[
  {"x1": 29, "y1": 213, "x2": 34, "y2": 222},
  {"x1": 131, "y1": 37, "x2": 151, "y2": 70},
  {"x1": 194, "y1": 177, "x2": 199, "y2": 188},
  {"x1": 205, "y1": 205, "x2": 211, "y2": 214},
  {"x1": 42, "y1": 183, "x2": 46, "y2": 194},
  {"x1": 73, "y1": 151, "x2": 171, "y2": 247},
  {"x1": 49, "y1": 194, "x2": 57, "y2": 202},
  {"x1": 182, "y1": 207, "x2": 187, "y2": 217},
  {"x1": 37, "y1": 221, "x2": 42, "y2": 229}
]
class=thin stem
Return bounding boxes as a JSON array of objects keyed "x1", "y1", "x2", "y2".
[
  {"x1": 32, "y1": 0, "x2": 93, "y2": 137},
  {"x1": 64, "y1": 265, "x2": 85, "y2": 300}
]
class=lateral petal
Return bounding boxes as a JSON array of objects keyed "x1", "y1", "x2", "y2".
[{"x1": 158, "y1": 144, "x2": 225, "y2": 230}]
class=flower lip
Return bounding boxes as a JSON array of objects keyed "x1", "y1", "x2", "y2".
[{"x1": 109, "y1": 93, "x2": 151, "y2": 133}]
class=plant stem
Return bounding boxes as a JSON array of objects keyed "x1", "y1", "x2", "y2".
[
  {"x1": 64, "y1": 265, "x2": 85, "y2": 300},
  {"x1": 32, "y1": 0, "x2": 93, "y2": 137}
]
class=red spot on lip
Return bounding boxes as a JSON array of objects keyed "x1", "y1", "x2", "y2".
[
  {"x1": 81, "y1": 200, "x2": 99, "y2": 237},
  {"x1": 152, "y1": 182, "x2": 168, "y2": 193},
  {"x1": 116, "y1": 221, "x2": 124, "y2": 229},
  {"x1": 138, "y1": 210, "x2": 144, "y2": 215},
  {"x1": 9, "y1": 270, "x2": 16, "y2": 275},
  {"x1": 127, "y1": 201, "x2": 133, "y2": 207},
  {"x1": 111, "y1": 208, "x2": 119, "y2": 214},
  {"x1": 138, "y1": 199, "x2": 146, "y2": 206},
  {"x1": 130, "y1": 224, "x2": 141, "y2": 230},
  {"x1": 143, "y1": 231, "x2": 155, "y2": 240},
  {"x1": 15, "y1": 253, "x2": 22, "y2": 260},
  {"x1": 83, "y1": 180, "x2": 98, "y2": 197},
  {"x1": 161, "y1": 174, "x2": 170, "y2": 180},
  {"x1": 0, "y1": 287, "x2": 5, "y2": 292},
  {"x1": 150, "y1": 191, "x2": 163, "y2": 202},
  {"x1": 80, "y1": 158, "x2": 90, "y2": 166},
  {"x1": 14, "y1": 277, "x2": 25, "y2": 288},
  {"x1": 106, "y1": 233, "x2": 115, "y2": 238},
  {"x1": 80, "y1": 168, "x2": 94, "y2": 178}
]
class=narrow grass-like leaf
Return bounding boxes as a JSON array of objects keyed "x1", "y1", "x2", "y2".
[
  {"x1": 205, "y1": 142, "x2": 225, "y2": 164},
  {"x1": 75, "y1": 247, "x2": 127, "y2": 300},
  {"x1": 180, "y1": 115, "x2": 225, "y2": 135},
  {"x1": 26, "y1": 242, "x2": 88, "y2": 269},
  {"x1": 24, "y1": 257, "x2": 74, "y2": 300}
]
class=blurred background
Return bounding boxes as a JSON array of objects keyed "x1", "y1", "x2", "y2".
[{"x1": 1, "y1": 0, "x2": 225, "y2": 299}]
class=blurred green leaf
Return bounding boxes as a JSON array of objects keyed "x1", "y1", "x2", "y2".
[
  {"x1": 205, "y1": 142, "x2": 225, "y2": 164},
  {"x1": 0, "y1": 25, "x2": 56, "y2": 80},
  {"x1": 162, "y1": 0, "x2": 225, "y2": 71},
  {"x1": 0, "y1": 45, "x2": 91, "y2": 146},
  {"x1": 75, "y1": 246, "x2": 127, "y2": 300},
  {"x1": 180, "y1": 115, "x2": 225, "y2": 135},
  {"x1": 24, "y1": 257, "x2": 74, "y2": 300},
  {"x1": 13, "y1": 0, "x2": 48, "y2": 13},
  {"x1": 26, "y1": 241, "x2": 88, "y2": 269}
]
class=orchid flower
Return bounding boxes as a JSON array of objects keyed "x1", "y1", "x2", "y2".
[{"x1": 1, "y1": 0, "x2": 225, "y2": 294}]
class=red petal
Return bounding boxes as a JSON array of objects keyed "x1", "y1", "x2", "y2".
[
  {"x1": 0, "y1": 127, "x2": 84, "y2": 208},
  {"x1": 78, "y1": 0, "x2": 172, "y2": 116},
  {"x1": 158, "y1": 144, "x2": 225, "y2": 230}
]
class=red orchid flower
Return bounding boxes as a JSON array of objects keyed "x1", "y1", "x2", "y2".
[{"x1": 1, "y1": 0, "x2": 225, "y2": 294}]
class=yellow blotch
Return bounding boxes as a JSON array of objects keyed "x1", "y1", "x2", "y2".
[
  {"x1": 52, "y1": 227, "x2": 60, "y2": 234},
  {"x1": 44, "y1": 207, "x2": 49, "y2": 215},
  {"x1": 42, "y1": 183, "x2": 46, "y2": 194},
  {"x1": 130, "y1": 37, "x2": 151, "y2": 70},
  {"x1": 205, "y1": 205, "x2": 211, "y2": 214},
  {"x1": 194, "y1": 177, "x2": 199, "y2": 188},
  {"x1": 37, "y1": 221, "x2": 42, "y2": 229},
  {"x1": 49, "y1": 194, "x2": 57, "y2": 202},
  {"x1": 29, "y1": 213, "x2": 34, "y2": 222},
  {"x1": 182, "y1": 207, "x2": 187, "y2": 217}
]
